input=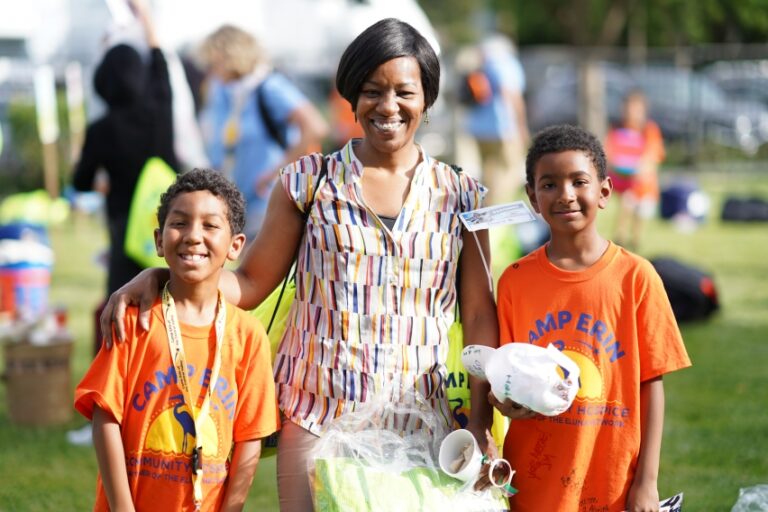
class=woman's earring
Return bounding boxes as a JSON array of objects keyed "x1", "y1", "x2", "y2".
[{"x1": 424, "y1": 110, "x2": 430, "y2": 125}]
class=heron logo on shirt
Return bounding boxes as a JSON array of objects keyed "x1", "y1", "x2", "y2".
[{"x1": 130, "y1": 364, "x2": 239, "y2": 456}]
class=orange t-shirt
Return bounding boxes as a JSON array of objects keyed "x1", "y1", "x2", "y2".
[
  {"x1": 497, "y1": 242, "x2": 690, "y2": 512},
  {"x1": 75, "y1": 300, "x2": 279, "y2": 512}
]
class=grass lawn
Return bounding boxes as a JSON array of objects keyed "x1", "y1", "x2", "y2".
[{"x1": 1, "y1": 171, "x2": 766, "y2": 510}]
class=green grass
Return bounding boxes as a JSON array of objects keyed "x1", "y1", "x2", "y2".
[
  {"x1": 621, "y1": 173, "x2": 768, "y2": 509},
  {"x1": 1, "y1": 172, "x2": 767, "y2": 511}
]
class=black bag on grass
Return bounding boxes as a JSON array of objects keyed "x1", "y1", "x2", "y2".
[
  {"x1": 721, "y1": 196, "x2": 768, "y2": 222},
  {"x1": 651, "y1": 257, "x2": 719, "y2": 322}
]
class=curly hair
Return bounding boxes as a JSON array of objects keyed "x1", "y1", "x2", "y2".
[
  {"x1": 525, "y1": 124, "x2": 607, "y2": 188},
  {"x1": 336, "y1": 18, "x2": 440, "y2": 112},
  {"x1": 157, "y1": 168, "x2": 246, "y2": 235},
  {"x1": 197, "y1": 24, "x2": 265, "y2": 80}
]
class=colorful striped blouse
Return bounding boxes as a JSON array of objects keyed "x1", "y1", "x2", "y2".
[{"x1": 275, "y1": 140, "x2": 486, "y2": 435}]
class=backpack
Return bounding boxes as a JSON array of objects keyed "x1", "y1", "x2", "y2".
[
  {"x1": 124, "y1": 157, "x2": 177, "y2": 268},
  {"x1": 721, "y1": 196, "x2": 768, "y2": 222},
  {"x1": 650, "y1": 257, "x2": 719, "y2": 323},
  {"x1": 255, "y1": 74, "x2": 289, "y2": 149},
  {"x1": 458, "y1": 70, "x2": 492, "y2": 107}
]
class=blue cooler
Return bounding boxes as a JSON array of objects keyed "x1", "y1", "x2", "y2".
[{"x1": 0, "y1": 223, "x2": 53, "y2": 318}]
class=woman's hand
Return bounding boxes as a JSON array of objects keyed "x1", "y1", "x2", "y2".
[
  {"x1": 99, "y1": 268, "x2": 166, "y2": 348},
  {"x1": 488, "y1": 392, "x2": 539, "y2": 421}
]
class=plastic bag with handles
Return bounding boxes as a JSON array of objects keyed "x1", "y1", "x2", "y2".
[{"x1": 462, "y1": 342, "x2": 581, "y2": 416}]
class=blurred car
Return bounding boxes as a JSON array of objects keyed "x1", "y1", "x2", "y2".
[
  {"x1": 702, "y1": 60, "x2": 768, "y2": 128},
  {"x1": 527, "y1": 63, "x2": 633, "y2": 130},
  {"x1": 526, "y1": 62, "x2": 768, "y2": 155},
  {"x1": 703, "y1": 60, "x2": 768, "y2": 105},
  {"x1": 632, "y1": 66, "x2": 768, "y2": 155}
]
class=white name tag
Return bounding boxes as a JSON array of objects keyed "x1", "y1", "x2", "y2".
[{"x1": 459, "y1": 201, "x2": 536, "y2": 232}]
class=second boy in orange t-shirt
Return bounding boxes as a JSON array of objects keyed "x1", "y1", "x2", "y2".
[{"x1": 494, "y1": 125, "x2": 690, "y2": 511}]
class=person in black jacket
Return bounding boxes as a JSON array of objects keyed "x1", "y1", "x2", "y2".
[
  {"x1": 68, "y1": 0, "x2": 179, "y2": 447},
  {"x1": 73, "y1": 0, "x2": 179, "y2": 296}
]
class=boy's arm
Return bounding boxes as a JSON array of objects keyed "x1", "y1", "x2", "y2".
[
  {"x1": 221, "y1": 439, "x2": 262, "y2": 511},
  {"x1": 92, "y1": 406, "x2": 135, "y2": 512},
  {"x1": 626, "y1": 376, "x2": 664, "y2": 512}
]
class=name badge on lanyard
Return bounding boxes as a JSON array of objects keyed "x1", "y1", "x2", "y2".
[{"x1": 162, "y1": 283, "x2": 226, "y2": 510}]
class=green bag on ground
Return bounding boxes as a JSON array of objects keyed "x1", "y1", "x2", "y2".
[{"x1": 124, "y1": 157, "x2": 176, "y2": 268}]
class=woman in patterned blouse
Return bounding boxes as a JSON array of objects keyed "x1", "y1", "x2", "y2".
[{"x1": 101, "y1": 18, "x2": 498, "y2": 511}]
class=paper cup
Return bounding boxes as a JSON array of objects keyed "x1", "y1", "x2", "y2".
[{"x1": 438, "y1": 429, "x2": 483, "y2": 482}]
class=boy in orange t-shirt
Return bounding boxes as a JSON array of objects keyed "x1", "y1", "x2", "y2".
[
  {"x1": 493, "y1": 125, "x2": 690, "y2": 511},
  {"x1": 75, "y1": 169, "x2": 279, "y2": 511}
]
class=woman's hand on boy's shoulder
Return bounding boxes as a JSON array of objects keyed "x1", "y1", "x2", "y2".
[
  {"x1": 487, "y1": 392, "x2": 539, "y2": 421},
  {"x1": 100, "y1": 268, "x2": 163, "y2": 348}
]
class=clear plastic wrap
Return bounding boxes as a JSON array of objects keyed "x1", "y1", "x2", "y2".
[{"x1": 308, "y1": 386, "x2": 509, "y2": 511}]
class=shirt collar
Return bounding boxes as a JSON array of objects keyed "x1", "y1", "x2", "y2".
[{"x1": 340, "y1": 139, "x2": 431, "y2": 182}]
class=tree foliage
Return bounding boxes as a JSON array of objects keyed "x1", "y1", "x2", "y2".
[{"x1": 418, "y1": 0, "x2": 768, "y2": 47}]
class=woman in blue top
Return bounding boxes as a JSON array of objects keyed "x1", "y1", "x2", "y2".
[
  {"x1": 465, "y1": 35, "x2": 530, "y2": 205},
  {"x1": 198, "y1": 25, "x2": 328, "y2": 238}
]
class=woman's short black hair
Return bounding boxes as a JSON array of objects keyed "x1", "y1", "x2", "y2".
[
  {"x1": 525, "y1": 124, "x2": 607, "y2": 188},
  {"x1": 335, "y1": 18, "x2": 440, "y2": 111},
  {"x1": 157, "y1": 168, "x2": 246, "y2": 235}
]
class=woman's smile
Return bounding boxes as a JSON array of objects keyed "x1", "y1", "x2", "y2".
[{"x1": 356, "y1": 56, "x2": 425, "y2": 157}]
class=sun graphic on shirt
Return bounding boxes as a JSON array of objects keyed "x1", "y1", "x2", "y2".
[
  {"x1": 145, "y1": 400, "x2": 220, "y2": 457},
  {"x1": 562, "y1": 349, "x2": 604, "y2": 401}
]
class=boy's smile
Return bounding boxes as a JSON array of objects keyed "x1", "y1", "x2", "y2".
[
  {"x1": 527, "y1": 150, "x2": 612, "y2": 235},
  {"x1": 155, "y1": 190, "x2": 245, "y2": 286}
]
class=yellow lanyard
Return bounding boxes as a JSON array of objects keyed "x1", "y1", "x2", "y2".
[{"x1": 161, "y1": 283, "x2": 226, "y2": 510}]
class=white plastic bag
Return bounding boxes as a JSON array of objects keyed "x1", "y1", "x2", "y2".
[
  {"x1": 462, "y1": 343, "x2": 580, "y2": 416},
  {"x1": 308, "y1": 387, "x2": 508, "y2": 512},
  {"x1": 731, "y1": 485, "x2": 768, "y2": 512}
]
